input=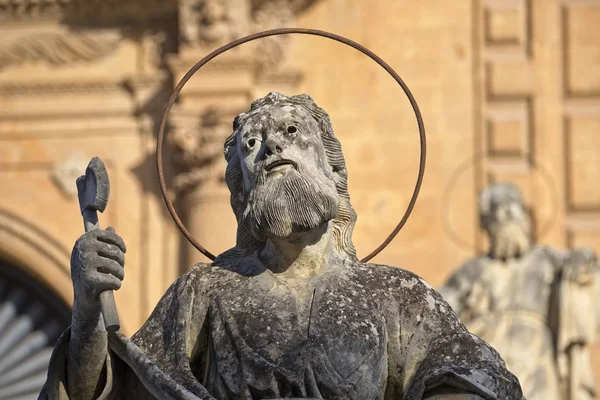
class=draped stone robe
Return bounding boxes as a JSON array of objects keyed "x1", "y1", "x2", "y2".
[{"x1": 40, "y1": 259, "x2": 523, "y2": 400}]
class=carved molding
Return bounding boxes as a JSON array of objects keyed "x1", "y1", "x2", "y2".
[
  {"x1": 0, "y1": 75, "x2": 169, "y2": 96},
  {"x1": 0, "y1": 0, "x2": 177, "y2": 23},
  {"x1": 561, "y1": 1, "x2": 600, "y2": 248},
  {"x1": 256, "y1": 68, "x2": 303, "y2": 86},
  {"x1": 0, "y1": 29, "x2": 121, "y2": 70},
  {"x1": 0, "y1": 207, "x2": 72, "y2": 289}
]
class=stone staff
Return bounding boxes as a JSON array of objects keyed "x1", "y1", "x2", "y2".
[{"x1": 76, "y1": 156, "x2": 120, "y2": 333}]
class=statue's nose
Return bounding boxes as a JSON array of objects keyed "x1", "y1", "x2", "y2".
[
  {"x1": 264, "y1": 134, "x2": 284, "y2": 157},
  {"x1": 507, "y1": 203, "x2": 523, "y2": 219}
]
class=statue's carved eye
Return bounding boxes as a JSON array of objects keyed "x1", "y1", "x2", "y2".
[
  {"x1": 247, "y1": 138, "x2": 257, "y2": 148},
  {"x1": 287, "y1": 126, "x2": 297, "y2": 134}
]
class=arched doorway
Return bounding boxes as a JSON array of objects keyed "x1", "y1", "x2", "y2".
[{"x1": 0, "y1": 261, "x2": 71, "y2": 399}]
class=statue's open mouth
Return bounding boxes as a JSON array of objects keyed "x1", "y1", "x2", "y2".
[{"x1": 265, "y1": 159, "x2": 297, "y2": 172}]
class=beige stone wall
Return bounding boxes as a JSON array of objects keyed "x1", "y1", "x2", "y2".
[{"x1": 1, "y1": 0, "x2": 600, "y2": 389}]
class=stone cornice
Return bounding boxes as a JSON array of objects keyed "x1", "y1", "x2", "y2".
[
  {"x1": 0, "y1": 73, "x2": 167, "y2": 96},
  {"x1": 256, "y1": 68, "x2": 303, "y2": 86},
  {"x1": 167, "y1": 49, "x2": 256, "y2": 73},
  {"x1": 0, "y1": 0, "x2": 177, "y2": 24},
  {"x1": 0, "y1": 80, "x2": 126, "y2": 95}
]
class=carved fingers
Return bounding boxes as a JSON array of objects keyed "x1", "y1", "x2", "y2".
[{"x1": 71, "y1": 227, "x2": 127, "y2": 304}]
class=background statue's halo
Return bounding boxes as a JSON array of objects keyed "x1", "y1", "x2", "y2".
[
  {"x1": 157, "y1": 28, "x2": 426, "y2": 263},
  {"x1": 440, "y1": 152, "x2": 559, "y2": 252}
]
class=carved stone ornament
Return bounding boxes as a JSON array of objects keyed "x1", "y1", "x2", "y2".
[
  {"x1": 51, "y1": 151, "x2": 90, "y2": 197},
  {"x1": 0, "y1": 28, "x2": 121, "y2": 70},
  {"x1": 168, "y1": 108, "x2": 229, "y2": 195},
  {"x1": 0, "y1": 0, "x2": 177, "y2": 23},
  {"x1": 179, "y1": 0, "x2": 319, "y2": 68}
]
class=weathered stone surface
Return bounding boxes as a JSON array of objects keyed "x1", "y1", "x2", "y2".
[{"x1": 40, "y1": 93, "x2": 523, "y2": 399}]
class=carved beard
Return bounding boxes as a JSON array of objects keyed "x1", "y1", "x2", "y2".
[
  {"x1": 489, "y1": 220, "x2": 532, "y2": 261},
  {"x1": 242, "y1": 166, "x2": 339, "y2": 241}
]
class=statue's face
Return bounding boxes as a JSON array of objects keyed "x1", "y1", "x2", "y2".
[
  {"x1": 485, "y1": 199, "x2": 531, "y2": 260},
  {"x1": 235, "y1": 104, "x2": 339, "y2": 240},
  {"x1": 489, "y1": 200, "x2": 527, "y2": 225}
]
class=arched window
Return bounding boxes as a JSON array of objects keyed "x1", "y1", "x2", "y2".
[{"x1": 0, "y1": 261, "x2": 70, "y2": 399}]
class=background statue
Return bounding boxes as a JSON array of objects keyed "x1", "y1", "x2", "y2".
[
  {"x1": 40, "y1": 93, "x2": 523, "y2": 400},
  {"x1": 440, "y1": 182, "x2": 600, "y2": 400}
]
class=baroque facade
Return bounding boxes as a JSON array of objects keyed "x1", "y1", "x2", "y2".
[{"x1": 0, "y1": 0, "x2": 599, "y2": 397}]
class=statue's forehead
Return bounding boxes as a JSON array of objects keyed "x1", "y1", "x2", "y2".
[
  {"x1": 236, "y1": 103, "x2": 317, "y2": 142},
  {"x1": 492, "y1": 196, "x2": 522, "y2": 208},
  {"x1": 485, "y1": 185, "x2": 522, "y2": 207},
  {"x1": 247, "y1": 104, "x2": 308, "y2": 121}
]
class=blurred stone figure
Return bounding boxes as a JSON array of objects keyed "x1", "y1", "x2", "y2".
[{"x1": 440, "y1": 182, "x2": 600, "y2": 400}]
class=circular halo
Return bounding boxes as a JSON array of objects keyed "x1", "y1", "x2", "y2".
[
  {"x1": 440, "y1": 152, "x2": 559, "y2": 252},
  {"x1": 157, "y1": 28, "x2": 427, "y2": 263}
]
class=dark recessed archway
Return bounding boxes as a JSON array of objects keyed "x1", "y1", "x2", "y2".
[{"x1": 0, "y1": 261, "x2": 71, "y2": 399}]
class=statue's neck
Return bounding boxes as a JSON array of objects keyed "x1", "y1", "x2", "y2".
[{"x1": 259, "y1": 222, "x2": 335, "y2": 280}]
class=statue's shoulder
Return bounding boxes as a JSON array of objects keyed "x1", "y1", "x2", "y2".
[
  {"x1": 178, "y1": 262, "x2": 214, "y2": 284},
  {"x1": 162, "y1": 262, "x2": 240, "y2": 299},
  {"x1": 460, "y1": 255, "x2": 489, "y2": 270},
  {"x1": 186, "y1": 261, "x2": 246, "y2": 284},
  {"x1": 534, "y1": 244, "x2": 566, "y2": 262},
  {"x1": 355, "y1": 261, "x2": 424, "y2": 283},
  {"x1": 352, "y1": 261, "x2": 462, "y2": 327},
  {"x1": 352, "y1": 262, "x2": 442, "y2": 301}
]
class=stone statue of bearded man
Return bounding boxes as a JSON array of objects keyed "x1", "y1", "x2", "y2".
[{"x1": 40, "y1": 93, "x2": 523, "y2": 400}]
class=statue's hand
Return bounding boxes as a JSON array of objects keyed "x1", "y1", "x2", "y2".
[
  {"x1": 66, "y1": 227, "x2": 125, "y2": 400},
  {"x1": 71, "y1": 227, "x2": 126, "y2": 317}
]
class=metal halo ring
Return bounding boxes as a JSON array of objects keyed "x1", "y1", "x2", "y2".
[
  {"x1": 440, "y1": 152, "x2": 560, "y2": 252},
  {"x1": 157, "y1": 28, "x2": 427, "y2": 263}
]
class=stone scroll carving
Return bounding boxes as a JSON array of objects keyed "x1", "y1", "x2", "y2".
[
  {"x1": 51, "y1": 151, "x2": 91, "y2": 197},
  {"x1": 0, "y1": 29, "x2": 121, "y2": 70},
  {"x1": 179, "y1": 0, "x2": 319, "y2": 68}
]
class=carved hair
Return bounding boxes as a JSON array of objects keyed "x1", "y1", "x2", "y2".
[
  {"x1": 478, "y1": 182, "x2": 523, "y2": 229},
  {"x1": 223, "y1": 92, "x2": 358, "y2": 260}
]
